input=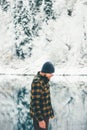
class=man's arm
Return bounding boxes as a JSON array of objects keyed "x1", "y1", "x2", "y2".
[
  {"x1": 31, "y1": 82, "x2": 43, "y2": 121},
  {"x1": 31, "y1": 82, "x2": 46, "y2": 128}
]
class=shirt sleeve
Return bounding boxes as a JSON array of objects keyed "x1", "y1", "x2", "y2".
[{"x1": 31, "y1": 82, "x2": 43, "y2": 121}]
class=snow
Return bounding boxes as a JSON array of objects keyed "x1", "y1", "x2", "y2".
[{"x1": 0, "y1": 0, "x2": 87, "y2": 130}]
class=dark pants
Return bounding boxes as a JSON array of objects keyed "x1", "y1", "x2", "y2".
[{"x1": 33, "y1": 117, "x2": 49, "y2": 130}]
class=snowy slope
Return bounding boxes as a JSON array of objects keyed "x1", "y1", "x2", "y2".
[
  {"x1": 0, "y1": 0, "x2": 87, "y2": 130},
  {"x1": 0, "y1": 0, "x2": 87, "y2": 74}
]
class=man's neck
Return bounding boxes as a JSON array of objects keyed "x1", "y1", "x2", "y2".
[{"x1": 40, "y1": 72, "x2": 46, "y2": 77}]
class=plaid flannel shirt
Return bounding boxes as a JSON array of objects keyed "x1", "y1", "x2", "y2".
[{"x1": 30, "y1": 72, "x2": 54, "y2": 121}]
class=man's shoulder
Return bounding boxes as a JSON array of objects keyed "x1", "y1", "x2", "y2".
[{"x1": 32, "y1": 75, "x2": 42, "y2": 84}]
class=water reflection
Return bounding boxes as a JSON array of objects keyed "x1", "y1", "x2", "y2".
[{"x1": 0, "y1": 75, "x2": 87, "y2": 130}]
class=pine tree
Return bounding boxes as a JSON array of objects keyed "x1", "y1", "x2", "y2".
[
  {"x1": 13, "y1": 0, "x2": 56, "y2": 59},
  {"x1": 16, "y1": 87, "x2": 33, "y2": 130},
  {"x1": 0, "y1": 0, "x2": 10, "y2": 11},
  {"x1": 13, "y1": 0, "x2": 33, "y2": 59}
]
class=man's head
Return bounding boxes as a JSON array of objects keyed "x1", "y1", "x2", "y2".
[{"x1": 40, "y1": 61, "x2": 55, "y2": 79}]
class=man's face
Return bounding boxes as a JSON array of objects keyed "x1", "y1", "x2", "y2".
[{"x1": 45, "y1": 73, "x2": 54, "y2": 79}]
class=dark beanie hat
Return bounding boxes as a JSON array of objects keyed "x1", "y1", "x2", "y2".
[{"x1": 41, "y1": 62, "x2": 55, "y2": 73}]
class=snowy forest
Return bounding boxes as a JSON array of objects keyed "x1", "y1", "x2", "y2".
[{"x1": 0, "y1": 0, "x2": 87, "y2": 130}]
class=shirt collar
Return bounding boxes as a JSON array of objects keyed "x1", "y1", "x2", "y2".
[{"x1": 37, "y1": 71, "x2": 49, "y2": 84}]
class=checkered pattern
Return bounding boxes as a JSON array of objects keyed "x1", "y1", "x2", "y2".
[{"x1": 30, "y1": 72, "x2": 54, "y2": 121}]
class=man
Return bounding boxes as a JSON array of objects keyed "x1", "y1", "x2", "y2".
[{"x1": 30, "y1": 61, "x2": 55, "y2": 130}]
